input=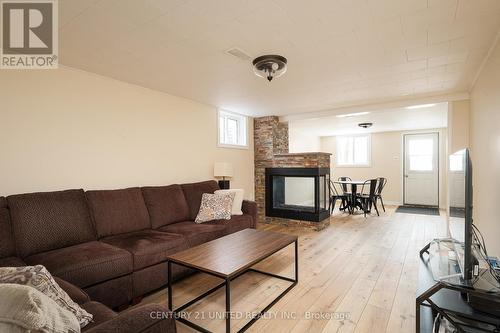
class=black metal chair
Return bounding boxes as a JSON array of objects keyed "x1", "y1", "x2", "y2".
[
  {"x1": 329, "y1": 180, "x2": 348, "y2": 213},
  {"x1": 357, "y1": 179, "x2": 379, "y2": 217},
  {"x1": 338, "y1": 177, "x2": 352, "y2": 194},
  {"x1": 375, "y1": 177, "x2": 387, "y2": 212}
]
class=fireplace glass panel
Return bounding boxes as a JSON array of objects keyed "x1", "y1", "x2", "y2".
[
  {"x1": 319, "y1": 175, "x2": 326, "y2": 210},
  {"x1": 272, "y1": 176, "x2": 315, "y2": 212}
]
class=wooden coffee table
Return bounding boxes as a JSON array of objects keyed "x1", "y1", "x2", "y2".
[{"x1": 167, "y1": 228, "x2": 298, "y2": 333}]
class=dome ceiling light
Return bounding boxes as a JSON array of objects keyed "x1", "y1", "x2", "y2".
[
  {"x1": 358, "y1": 122, "x2": 373, "y2": 129},
  {"x1": 252, "y1": 55, "x2": 287, "y2": 82}
]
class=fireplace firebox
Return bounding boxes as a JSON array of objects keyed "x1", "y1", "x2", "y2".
[{"x1": 265, "y1": 167, "x2": 330, "y2": 222}]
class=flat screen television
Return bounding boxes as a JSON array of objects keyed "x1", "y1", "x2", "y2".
[{"x1": 448, "y1": 148, "x2": 476, "y2": 281}]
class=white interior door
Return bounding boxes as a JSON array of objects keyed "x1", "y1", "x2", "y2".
[{"x1": 404, "y1": 133, "x2": 439, "y2": 206}]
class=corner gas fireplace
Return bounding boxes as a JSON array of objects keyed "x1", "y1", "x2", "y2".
[{"x1": 265, "y1": 167, "x2": 330, "y2": 222}]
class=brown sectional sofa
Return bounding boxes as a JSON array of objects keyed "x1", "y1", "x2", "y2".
[{"x1": 0, "y1": 180, "x2": 257, "y2": 332}]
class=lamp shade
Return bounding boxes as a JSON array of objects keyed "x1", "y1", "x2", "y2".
[{"x1": 214, "y1": 162, "x2": 233, "y2": 178}]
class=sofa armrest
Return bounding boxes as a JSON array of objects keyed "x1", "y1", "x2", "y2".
[
  {"x1": 85, "y1": 303, "x2": 176, "y2": 333},
  {"x1": 54, "y1": 276, "x2": 91, "y2": 305},
  {"x1": 242, "y1": 200, "x2": 258, "y2": 228}
]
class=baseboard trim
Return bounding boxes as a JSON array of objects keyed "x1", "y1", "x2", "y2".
[{"x1": 384, "y1": 201, "x2": 402, "y2": 206}]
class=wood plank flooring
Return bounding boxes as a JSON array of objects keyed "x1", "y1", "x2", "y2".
[{"x1": 142, "y1": 207, "x2": 447, "y2": 333}]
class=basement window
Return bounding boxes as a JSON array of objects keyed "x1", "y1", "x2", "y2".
[
  {"x1": 336, "y1": 134, "x2": 371, "y2": 167},
  {"x1": 218, "y1": 110, "x2": 248, "y2": 148}
]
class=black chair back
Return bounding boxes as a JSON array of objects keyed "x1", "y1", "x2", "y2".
[
  {"x1": 338, "y1": 177, "x2": 352, "y2": 193},
  {"x1": 330, "y1": 180, "x2": 342, "y2": 196},
  {"x1": 361, "y1": 179, "x2": 378, "y2": 197},
  {"x1": 376, "y1": 177, "x2": 387, "y2": 196}
]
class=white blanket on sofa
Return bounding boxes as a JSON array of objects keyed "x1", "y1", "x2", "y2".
[{"x1": 0, "y1": 283, "x2": 80, "y2": 333}]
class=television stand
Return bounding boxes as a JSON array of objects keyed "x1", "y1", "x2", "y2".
[{"x1": 417, "y1": 239, "x2": 500, "y2": 332}]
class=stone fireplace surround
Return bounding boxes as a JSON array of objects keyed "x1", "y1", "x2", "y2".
[{"x1": 254, "y1": 116, "x2": 331, "y2": 230}]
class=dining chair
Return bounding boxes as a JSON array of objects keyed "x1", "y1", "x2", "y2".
[
  {"x1": 329, "y1": 180, "x2": 348, "y2": 213},
  {"x1": 375, "y1": 177, "x2": 387, "y2": 212},
  {"x1": 338, "y1": 177, "x2": 352, "y2": 194},
  {"x1": 357, "y1": 179, "x2": 379, "y2": 217}
]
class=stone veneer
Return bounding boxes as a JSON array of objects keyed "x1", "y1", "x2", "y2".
[{"x1": 254, "y1": 116, "x2": 331, "y2": 231}]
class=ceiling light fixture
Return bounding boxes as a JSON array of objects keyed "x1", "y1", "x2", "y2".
[
  {"x1": 252, "y1": 55, "x2": 287, "y2": 81},
  {"x1": 405, "y1": 103, "x2": 437, "y2": 109},
  {"x1": 358, "y1": 122, "x2": 373, "y2": 128},
  {"x1": 336, "y1": 111, "x2": 370, "y2": 118}
]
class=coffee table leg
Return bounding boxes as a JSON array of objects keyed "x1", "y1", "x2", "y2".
[
  {"x1": 226, "y1": 278, "x2": 231, "y2": 333},
  {"x1": 168, "y1": 260, "x2": 173, "y2": 310}
]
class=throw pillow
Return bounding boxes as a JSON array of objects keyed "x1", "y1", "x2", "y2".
[
  {"x1": 215, "y1": 189, "x2": 244, "y2": 215},
  {"x1": 195, "y1": 192, "x2": 235, "y2": 223},
  {"x1": 0, "y1": 283, "x2": 80, "y2": 333},
  {"x1": 0, "y1": 265, "x2": 93, "y2": 328}
]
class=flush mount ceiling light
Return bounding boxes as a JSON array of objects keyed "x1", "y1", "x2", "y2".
[
  {"x1": 252, "y1": 55, "x2": 287, "y2": 81},
  {"x1": 358, "y1": 122, "x2": 373, "y2": 128},
  {"x1": 405, "y1": 103, "x2": 437, "y2": 109},
  {"x1": 336, "y1": 111, "x2": 370, "y2": 118}
]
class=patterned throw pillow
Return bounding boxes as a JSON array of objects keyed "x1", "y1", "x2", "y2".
[
  {"x1": 215, "y1": 189, "x2": 244, "y2": 215},
  {"x1": 195, "y1": 192, "x2": 235, "y2": 223},
  {"x1": 0, "y1": 265, "x2": 93, "y2": 328}
]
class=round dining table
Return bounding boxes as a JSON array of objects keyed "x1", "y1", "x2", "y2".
[{"x1": 332, "y1": 180, "x2": 367, "y2": 213}]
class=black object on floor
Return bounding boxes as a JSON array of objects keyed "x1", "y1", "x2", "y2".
[{"x1": 396, "y1": 205, "x2": 440, "y2": 216}]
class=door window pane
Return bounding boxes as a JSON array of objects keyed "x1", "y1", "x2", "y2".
[
  {"x1": 408, "y1": 139, "x2": 433, "y2": 171},
  {"x1": 409, "y1": 139, "x2": 433, "y2": 155},
  {"x1": 410, "y1": 156, "x2": 433, "y2": 171}
]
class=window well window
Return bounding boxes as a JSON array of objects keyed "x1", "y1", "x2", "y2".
[
  {"x1": 336, "y1": 134, "x2": 371, "y2": 167},
  {"x1": 218, "y1": 110, "x2": 248, "y2": 148}
]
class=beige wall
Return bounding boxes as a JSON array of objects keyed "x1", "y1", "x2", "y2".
[
  {"x1": 321, "y1": 128, "x2": 447, "y2": 207},
  {"x1": 288, "y1": 126, "x2": 321, "y2": 153},
  {"x1": 448, "y1": 100, "x2": 470, "y2": 153},
  {"x1": 0, "y1": 67, "x2": 255, "y2": 199},
  {"x1": 470, "y1": 37, "x2": 500, "y2": 257}
]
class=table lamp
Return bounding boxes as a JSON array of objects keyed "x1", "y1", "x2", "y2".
[{"x1": 214, "y1": 162, "x2": 233, "y2": 189}]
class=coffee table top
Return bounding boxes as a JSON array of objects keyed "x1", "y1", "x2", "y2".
[{"x1": 167, "y1": 228, "x2": 297, "y2": 278}]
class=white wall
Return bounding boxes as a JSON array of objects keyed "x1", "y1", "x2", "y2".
[
  {"x1": 321, "y1": 129, "x2": 447, "y2": 207},
  {"x1": 0, "y1": 67, "x2": 255, "y2": 199},
  {"x1": 470, "y1": 37, "x2": 500, "y2": 257}
]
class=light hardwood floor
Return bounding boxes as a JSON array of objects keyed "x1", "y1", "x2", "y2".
[{"x1": 142, "y1": 207, "x2": 447, "y2": 333}]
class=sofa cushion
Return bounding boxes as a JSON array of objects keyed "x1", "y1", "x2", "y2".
[
  {"x1": 0, "y1": 256, "x2": 25, "y2": 267},
  {"x1": 182, "y1": 180, "x2": 220, "y2": 220},
  {"x1": 86, "y1": 188, "x2": 151, "y2": 238},
  {"x1": 82, "y1": 303, "x2": 176, "y2": 333},
  {"x1": 25, "y1": 241, "x2": 133, "y2": 288},
  {"x1": 83, "y1": 275, "x2": 132, "y2": 309},
  {"x1": 142, "y1": 185, "x2": 190, "y2": 228},
  {"x1": 81, "y1": 301, "x2": 117, "y2": 332},
  {"x1": 206, "y1": 215, "x2": 254, "y2": 235},
  {"x1": 158, "y1": 221, "x2": 225, "y2": 247},
  {"x1": 101, "y1": 230, "x2": 188, "y2": 270},
  {"x1": 0, "y1": 197, "x2": 16, "y2": 259},
  {"x1": 7, "y1": 189, "x2": 96, "y2": 258}
]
